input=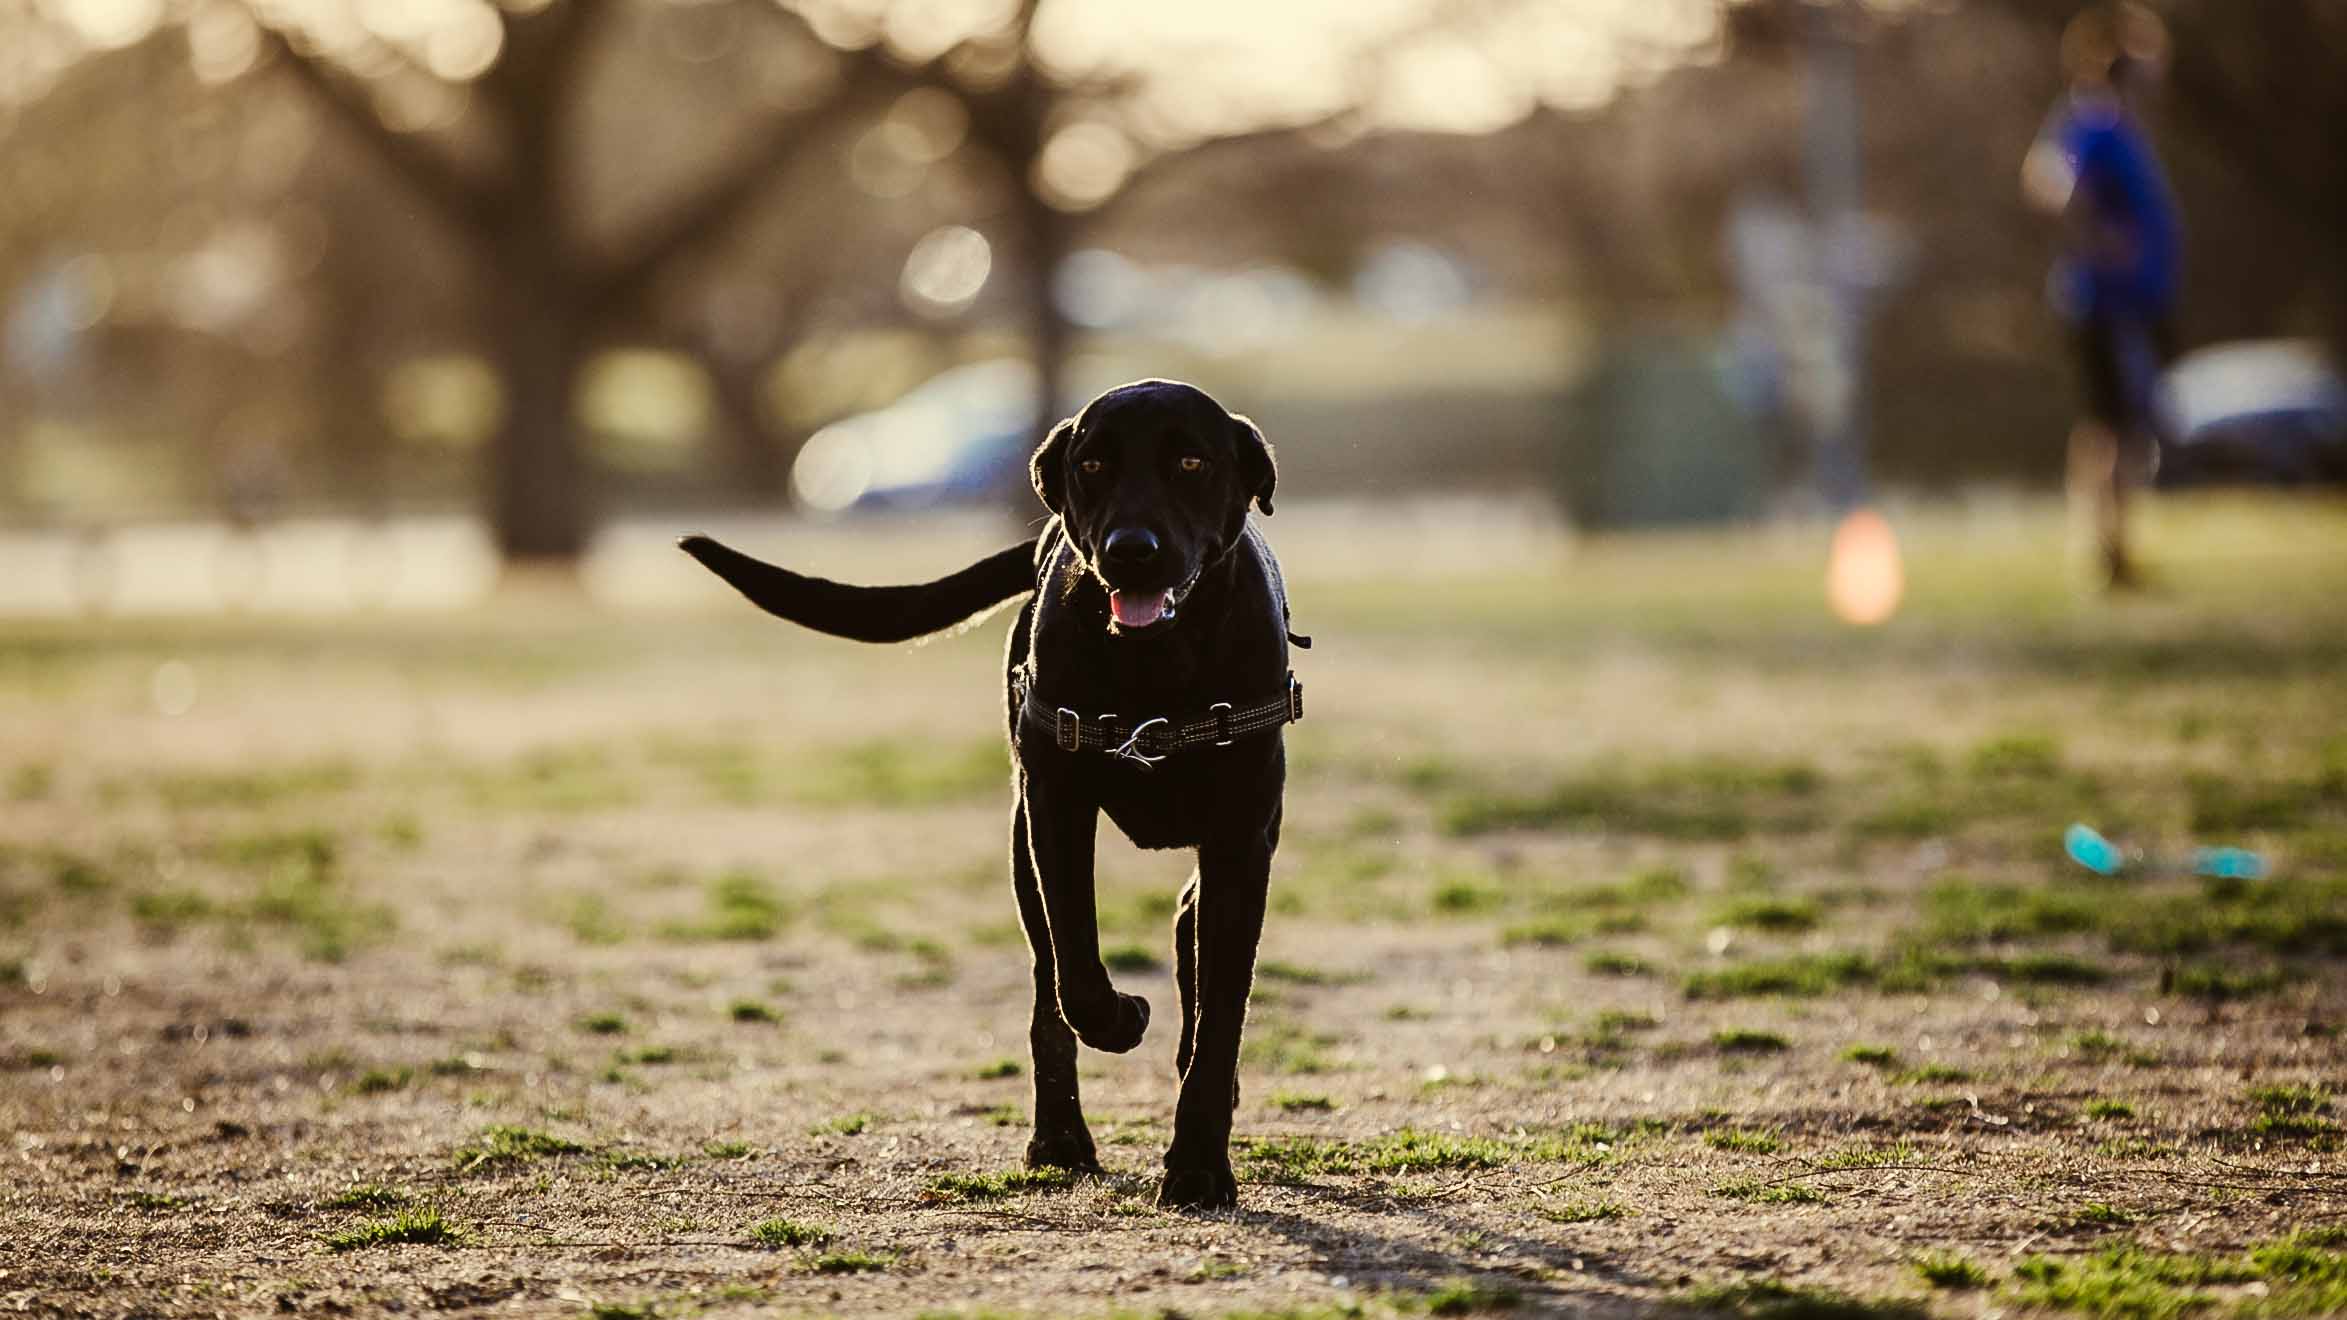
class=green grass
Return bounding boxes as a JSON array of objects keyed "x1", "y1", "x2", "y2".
[
  {"x1": 2011, "y1": 1245, "x2": 2248, "y2": 1318},
  {"x1": 1710, "y1": 1178, "x2": 1826, "y2": 1205},
  {"x1": 1243, "y1": 1127, "x2": 1622, "y2": 1181},
  {"x1": 1102, "y1": 943, "x2": 1163, "y2": 973},
  {"x1": 1897, "y1": 1063, "x2": 1972, "y2": 1085},
  {"x1": 322, "y1": 1205, "x2": 461, "y2": 1251},
  {"x1": 815, "y1": 1112, "x2": 873, "y2": 1136},
  {"x1": 1684, "y1": 952, "x2": 1873, "y2": 1000},
  {"x1": 1584, "y1": 951, "x2": 1652, "y2": 976},
  {"x1": 351, "y1": 1067, "x2": 410, "y2": 1094},
  {"x1": 749, "y1": 1217, "x2": 832, "y2": 1248},
  {"x1": 2084, "y1": 1098, "x2": 2137, "y2": 1120},
  {"x1": 1841, "y1": 1044, "x2": 1899, "y2": 1069},
  {"x1": 660, "y1": 870, "x2": 789, "y2": 942},
  {"x1": 1913, "y1": 1252, "x2": 1990, "y2": 1290},
  {"x1": 1271, "y1": 1091, "x2": 1335, "y2": 1112},
  {"x1": 451, "y1": 1125, "x2": 587, "y2": 1173},
  {"x1": 727, "y1": 998, "x2": 780, "y2": 1023},
  {"x1": 323, "y1": 1183, "x2": 410, "y2": 1212},
  {"x1": 972, "y1": 1057, "x2": 1022, "y2": 1080},
  {"x1": 924, "y1": 1167, "x2": 1078, "y2": 1201},
  {"x1": 1440, "y1": 758, "x2": 1820, "y2": 841},
  {"x1": 579, "y1": 1012, "x2": 628, "y2": 1035},
  {"x1": 1704, "y1": 1128, "x2": 1783, "y2": 1154},
  {"x1": 1713, "y1": 896, "x2": 1823, "y2": 933},
  {"x1": 2248, "y1": 1083, "x2": 2336, "y2": 1138},
  {"x1": 1241, "y1": 1019, "x2": 1340, "y2": 1074},
  {"x1": 704, "y1": 1140, "x2": 755, "y2": 1158},
  {"x1": 1536, "y1": 1198, "x2": 1632, "y2": 1223},
  {"x1": 1680, "y1": 1279, "x2": 1924, "y2": 1318},
  {"x1": 1713, "y1": 1028, "x2": 1792, "y2": 1055},
  {"x1": 1413, "y1": 1278, "x2": 1521, "y2": 1315}
]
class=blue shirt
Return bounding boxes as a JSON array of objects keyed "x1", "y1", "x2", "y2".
[{"x1": 2048, "y1": 97, "x2": 2181, "y2": 322}]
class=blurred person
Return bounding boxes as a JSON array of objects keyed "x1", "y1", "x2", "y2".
[{"x1": 2022, "y1": 2, "x2": 2181, "y2": 591}]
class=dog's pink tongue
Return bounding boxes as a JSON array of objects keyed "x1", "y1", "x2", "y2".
[{"x1": 1109, "y1": 589, "x2": 1167, "y2": 628}]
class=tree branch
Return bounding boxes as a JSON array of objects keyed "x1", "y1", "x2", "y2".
[
  {"x1": 252, "y1": 24, "x2": 499, "y2": 251},
  {"x1": 584, "y1": 48, "x2": 933, "y2": 321}
]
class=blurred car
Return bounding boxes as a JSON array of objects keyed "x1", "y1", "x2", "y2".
[
  {"x1": 2156, "y1": 339, "x2": 2347, "y2": 489},
  {"x1": 790, "y1": 359, "x2": 1039, "y2": 512}
]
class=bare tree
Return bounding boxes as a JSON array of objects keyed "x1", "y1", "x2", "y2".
[{"x1": 248, "y1": 0, "x2": 929, "y2": 562}]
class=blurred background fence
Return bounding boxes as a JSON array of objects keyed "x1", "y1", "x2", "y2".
[{"x1": 0, "y1": 0, "x2": 2340, "y2": 602}]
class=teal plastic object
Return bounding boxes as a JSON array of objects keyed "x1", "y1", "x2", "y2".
[
  {"x1": 2065, "y1": 823, "x2": 2126, "y2": 876},
  {"x1": 2191, "y1": 846, "x2": 2265, "y2": 881}
]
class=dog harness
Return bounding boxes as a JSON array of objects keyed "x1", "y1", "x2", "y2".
[{"x1": 1016, "y1": 672, "x2": 1303, "y2": 770}]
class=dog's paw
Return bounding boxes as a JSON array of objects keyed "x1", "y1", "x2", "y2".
[
  {"x1": 1067, "y1": 991, "x2": 1150, "y2": 1054},
  {"x1": 1025, "y1": 1130, "x2": 1104, "y2": 1176},
  {"x1": 1156, "y1": 1158, "x2": 1238, "y2": 1210}
]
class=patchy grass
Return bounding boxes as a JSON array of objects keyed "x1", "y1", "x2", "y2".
[
  {"x1": 972, "y1": 1057, "x2": 1023, "y2": 1080},
  {"x1": 322, "y1": 1205, "x2": 461, "y2": 1251},
  {"x1": 2010, "y1": 1245, "x2": 2247, "y2": 1317},
  {"x1": 1712, "y1": 896, "x2": 1823, "y2": 933},
  {"x1": 1710, "y1": 1178, "x2": 1826, "y2": 1206},
  {"x1": 1841, "y1": 1044, "x2": 1899, "y2": 1069},
  {"x1": 727, "y1": 998, "x2": 780, "y2": 1024},
  {"x1": 2249, "y1": 1083, "x2": 2336, "y2": 1139},
  {"x1": 924, "y1": 1167, "x2": 1078, "y2": 1202},
  {"x1": 2084, "y1": 1098, "x2": 2138, "y2": 1121},
  {"x1": 451, "y1": 1125, "x2": 587, "y2": 1173},
  {"x1": 1536, "y1": 1198, "x2": 1632, "y2": 1223},
  {"x1": 1271, "y1": 1091, "x2": 1336, "y2": 1113},
  {"x1": 322, "y1": 1183, "x2": 409, "y2": 1212},
  {"x1": 814, "y1": 1113, "x2": 872, "y2": 1136},
  {"x1": 1704, "y1": 1128, "x2": 1784, "y2": 1154},
  {"x1": 1102, "y1": 943, "x2": 1163, "y2": 973},
  {"x1": 1912, "y1": 1252, "x2": 1991, "y2": 1290},
  {"x1": 748, "y1": 1218, "x2": 833, "y2": 1248},
  {"x1": 1684, "y1": 953, "x2": 1873, "y2": 1000},
  {"x1": 1413, "y1": 1278, "x2": 1522, "y2": 1315},
  {"x1": 1680, "y1": 1278, "x2": 1924, "y2": 1318},
  {"x1": 1713, "y1": 1028, "x2": 1792, "y2": 1055},
  {"x1": 662, "y1": 870, "x2": 789, "y2": 942}
]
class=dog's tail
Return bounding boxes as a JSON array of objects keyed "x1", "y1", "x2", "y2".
[{"x1": 678, "y1": 533, "x2": 1038, "y2": 643}]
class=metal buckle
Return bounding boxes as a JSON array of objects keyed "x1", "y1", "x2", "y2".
[
  {"x1": 1286, "y1": 674, "x2": 1304, "y2": 724},
  {"x1": 1209, "y1": 701, "x2": 1234, "y2": 747},
  {"x1": 1110, "y1": 717, "x2": 1170, "y2": 770},
  {"x1": 1054, "y1": 707, "x2": 1081, "y2": 752}
]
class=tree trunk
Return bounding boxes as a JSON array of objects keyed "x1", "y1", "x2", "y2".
[
  {"x1": 705, "y1": 351, "x2": 792, "y2": 501},
  {"x1": 487, "y1": 283, "x2": 593, "y2": 564}
]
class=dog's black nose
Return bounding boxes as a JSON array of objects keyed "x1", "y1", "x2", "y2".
[{"x1": 1104, "y1": 528, "x2": 1160, "y2": 566}]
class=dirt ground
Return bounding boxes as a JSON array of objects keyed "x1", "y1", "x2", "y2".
[{"x1": 3, "y1": 496, "x2": 2344, "y2": 1320}]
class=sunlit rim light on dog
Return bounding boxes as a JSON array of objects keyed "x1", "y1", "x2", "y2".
[{"x1": 1826, "y1": 508, "x2": 1903, "y2": 627}]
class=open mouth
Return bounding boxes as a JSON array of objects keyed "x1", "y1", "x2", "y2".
[{"x1": 1104, "y1": 570, "x2": 1199, "y2": 632}]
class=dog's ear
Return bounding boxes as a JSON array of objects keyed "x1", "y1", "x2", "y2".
[
  {"x1": 1231, "y1": 413, "x2": 1277, "y2": 515},
  {"x1": 1029, "y1": 416, "x2": 1077, "y2": 515}
]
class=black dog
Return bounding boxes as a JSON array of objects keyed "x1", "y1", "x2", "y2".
[{"x1": 679, "y1": 379, "x2": 1304, "y2": 1208}]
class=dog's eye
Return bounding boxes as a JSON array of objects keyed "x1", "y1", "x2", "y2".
[
  {"x1": 1179, "y1": 456, "x2": 1208, "y2": 473},
  {"x1": 1079, "y1": 459, "x2": 1105, "y2": 476}
]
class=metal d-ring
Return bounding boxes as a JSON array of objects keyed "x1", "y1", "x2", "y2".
[{"x1": 1110, "y1": 716, "x2": 1170, "y2": 770}]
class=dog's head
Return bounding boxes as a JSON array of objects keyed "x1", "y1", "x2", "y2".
[{"x1": 1030, "y1": 379, "x2": 1275, "y2": 637}]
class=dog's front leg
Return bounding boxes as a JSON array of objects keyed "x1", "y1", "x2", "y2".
[
  {"x1": 1158, "y1": 833, "x2": 1271, "y2": 1210},
  {"x1": 1009, "y1": 803, "x2": 1101, "y2": 1172},
  {"x1": 1023, "y1": 772, "x2": 1151, "y2": 1054}
]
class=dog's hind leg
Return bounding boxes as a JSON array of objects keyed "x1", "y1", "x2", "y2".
[
  {"x1": 1010, "y1": 806, "x2": 1101, "y2": 1173},
  {"x1": 1172, "y1": 872, "x2": 1199, "y2": 1079},
  {"x1": 1173, "y1": 872, "x2": 1241, "y2": 1113},
  {"x1": 1157, "y1": 833, "x2": 1272, "y2": 1210},
  {"x1": 1023, "y1": 775, "x2": 1151, "y2": 1054}
]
